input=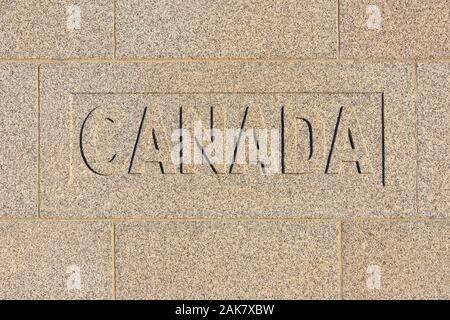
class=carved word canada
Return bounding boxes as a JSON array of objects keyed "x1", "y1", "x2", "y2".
[{"x1": 79, "y1": 102, "x2": 383, "y2": 183}]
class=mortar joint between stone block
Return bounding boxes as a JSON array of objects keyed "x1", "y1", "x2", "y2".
[
  {"x1": 0, "y1": 57, "x2": 449, "y2": 64},
  {"x1": 36, "y1": 64, "x2": 41, "y2": 219},
  {"x1": 412, "y1": 61, "x2": 419, "y2": 216}
]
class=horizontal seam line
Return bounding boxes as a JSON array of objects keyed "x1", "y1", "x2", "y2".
[{"x1": 0, "y1": 58, "x2": 449, "y2": 64}]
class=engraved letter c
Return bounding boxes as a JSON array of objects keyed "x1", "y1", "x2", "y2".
[{"x1": 80, "y1": 107, "x2": 109, "y2": 176}]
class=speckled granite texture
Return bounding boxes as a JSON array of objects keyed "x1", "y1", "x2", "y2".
[
  {"x1": 343, "y1": 221, "x2": 449, "y2": 299},
  {"x1": 0, "y1": 221, "x2": 112, "y2": 299},
  {"x1": 116, "y1": 0, "x2": 337, "y2": 59},
  {"x1": 0, "y1": 64, "x2": 37, "y2": 217},
  {"x1": 0, "y1": 0, "x2": 113, "y2": 59},
  {"x1": 340, "y1": 0, "x2": 450, "y2": 59},
  {"x1": 116, "y1": 221, "x2": 339, "y2": 299},
  {"x1": 0, "y1": 0, "x2": 448, "y2": 300},
  {"x1": 39, "y1": 63, "x2": 415, "y2": 218},
  {"x1": 417, "y1": 63, "x2": 450, "y2": 215}
]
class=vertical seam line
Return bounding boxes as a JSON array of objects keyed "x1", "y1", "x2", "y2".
[
  {"x1": 413, "y1": 62, "x2": 419, "y2": 215},
  {"x1": 36, "y1": 64, "x2": 41, "y2": 218}
]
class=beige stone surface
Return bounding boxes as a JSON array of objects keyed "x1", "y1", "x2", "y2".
[
  {"x1": 342, "y1": 220, "x2": 450, "y2": 300},
  {"x1": 115, "y1": 221, "x2": 339, "y2": 299},
  {"x1": 40, "y1": 62, "x2": 415, "y2": 218},
  {"x1": 0, "y1": 64, "x2": 37, "y2": 217},
  {"x1": 0, "y1": 221, "x2": 112, "y2": 299},
  {"x1": 340, "y1": 0, "x2": 450, "y2": 59},
  {"x1": 0, "y1": 0, "x2": 113, "y2": 58},
  {"x1": 0, "y1": 2, "x2": 447, "y2": 301},
  {"x1": 116, "y1": 0, "x2": 337, "y2": 58},
  {"x1": 417, "y1": 63, "x2": 450, "y2": 216}
]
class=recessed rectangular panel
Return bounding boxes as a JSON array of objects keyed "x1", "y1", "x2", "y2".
[{"x1": 40, "y1": 63, "x2": 415, "y2": 217}]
